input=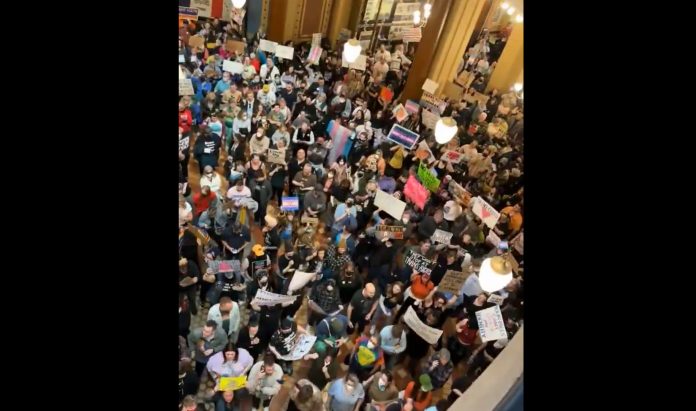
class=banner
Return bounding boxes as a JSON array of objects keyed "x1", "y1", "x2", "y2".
[
  {"x1": 422, "y1": 79, "x2": 439, "y2": 94},
  {"x1": 375, "y1": 225, "x2": 404, "y2": 240},
  {"x1": 179, "y1": 79, "x2": 194, "y2": 96},
  {"x1": 438, "y1": 270, "x2": 468, "y2": 294},
  {"x1": 471, "y1": 196, "x2": 500, "y2": 229},
  {"x1": 277, "y1": 334, "x2": 317, "y2": 361},
  {"x1": 266, "y1": 148, "x2": 286, "y2": 164},
  {"x1": 281, "y1": 196, "x2": 299, "y2": 211},
  {"x1": 431, "y1": 229, "x2": 453, "y2": 244},
  {"x1": 392, "y1": 104, "x2": 408, "y2": 122},
  {"x1": 288, "y1": 270, "x2": 315, "y2": 291},
  {"x1": 403, "y1": 175, "x2": 429, "y2": 210},
  {"x1": 252, "y1": 289, "x2": 298, "y2": 307},
  {"x1": 326, "y1": 120, "x2": 354, "y2": 164},
  {"x1": 259, "y1": 39, "x2": 277, "y2": 53},
  {"x1": 374, "y1": 189, "x2": 406, "y2": 220},
  {"x1": 307, "y1": 46, "x2": 322, "y2": 65},
  {"x1": 275, "y1": 45, "x2": 294, "y2": 60},
  {"x1": 222, "y1": 60, "x2": 244, "y2": 74},
  {"x1": 386, "y1": 124, "x2": 419, "y2": 150},
  {"x1": 475, "y1": 305, "x2": 508, "y2": 342},
  {"x1": 404, "y1": 306, "x2": 443, "y2": 345},
  {"x1": 404, "y1": 249, "x2": 435, "y2": 275},
  {"x1": 417, "y1": 163, "x2": 441, "y2": 192}
]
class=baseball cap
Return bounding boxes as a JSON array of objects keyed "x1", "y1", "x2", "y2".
[
  {"x1": 252, "y1": 244, "x2": 265, "y2": 256},
  {"x1": 419, "y1": 374, "x2": 433, "y2": 392}
]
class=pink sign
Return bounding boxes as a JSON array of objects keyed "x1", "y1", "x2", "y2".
[{"x1": 403, "y1": 175, "x2": 429, "y2": 210}]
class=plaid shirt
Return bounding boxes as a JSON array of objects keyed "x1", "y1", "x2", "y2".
[
  {"x1": 427, "y1": 353, "x2": 454, "y2": 389},
  {"x1": 311, "y1": 283, "x2": 341, "y2": 313}
]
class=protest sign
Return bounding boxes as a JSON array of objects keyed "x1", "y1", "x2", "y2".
[
  {"x1": 374, "y1": 189, "x2": 406, "y2": 220},
  {"x1": 259, "y1": 39, "x2": 277, "y2": 53},
  {"x1": 475, "y1": 305, "x2": 508, "y2": 342},
  {"x1": 431, "y1": 229, "x2": 453, "y2": 244},
  {"x1": 471, "y1": 196, "x2": 500, "y2": 229},
  {"x1": 416, "y1": 141, "x2": 436, "y2": 164},
  {"x1": 487, "y1": 294, "x2": 506, "y2": 306},
  {"x1": 386, "y1": 124, "x2": 419, "y2": 149},
  {"x1": 277, "y1": 335, "x2": 317, "y2": 361},
  {"x1": 179, "y1": 79, "x2": 194, "y2": 96},
  {"x1": 380, "y1": 87, "x2": 394, "y2": 103},
  {"x1": 441, "y1": 150, "x2": 463, "y2": 164},
  {"x1": 307, "y1": 46, "x2": 322, "y2": 65},
  {"x1": 404, "y1": 249, "x2": 435, "y2": 275},
  {"x1": 486, "y1": 230, "x2": 502, "y2": 247},
  {"x1": 219, "y1": 376, "x2": 247, "y2": 391},
  {"x1": 422, "y1": 79, "x2": 439, "y2": 94},
  {"x1": 179, "y1": 6, "x2": 199, "y2": 20},
  {"x1": 438, "y1": 270, "x2": 468, "y2": 294},
  {"x1": 448, "y1": 180, "x2": 471, "y2": 206},
  {"x1": 225, "y1": 40, "x2": 246, "y2": 55},
  {"x1": 275, "y1": 45, "x2": 294, "y2": 60},
  {"x1": 510, "y1": 231, "x2": 524, "y2": 255},
  {"x1": 417, "y1": 163, "x2": 441, "y2": 192},
  {"x1": 266, "y1": 148, "x2": 286, "y2": 164},
  {"x1": 252, "y1": 289, "x2": 297, "y2": 307},
  {"x1": 392, "y1": 103, "x2": 408, "y2": 122},
  {"x1": 403, "y1": 175, "x2": 429, "y2": 210},
  {"x1": 405, "y1": 99, "x2": 420, "y2": 114},
  {"x1": 312, "y1": 33, "x2": 322, "y2": 46},
  {"x1": 341, "y1": 54, "x2": 367, "y2": 71},
  {"x1": 404, "y1": 306, "x2": 443, "y2": 345},
  {"x1": 421, "y1": 109, "x2": 440, "y2": 130},
  {"x1": 281, "y1": 196, "x2": 299, "y2": 211},
  {"x1": 223, "y1": 60, "x2": 244, "y2": 74},
  {"x1": 300, "y1": 215, "x2": 319, "y2": 225},
  {"x1": 420, "y1": 92, "x2": 447, "y2": 115},
  {"x1": 375, "y1": 225, "x2": 405, "y2": 240},
  {"x1": 288, "y1": 270, "x2": 315, "y2": 292},
  {"x1": 188, "y1": 35, "x2": 204, "y2": 48}
]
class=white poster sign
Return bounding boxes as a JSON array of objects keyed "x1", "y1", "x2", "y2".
[
  {"x1": 374, "y1": 189, "x2": 407, "y2": 220},
  {"x1": 422, "y1": 78, "x2": 439, "y2": 94},
  {"x1": 404, "y1": 306, "x2": 443, "y2": 345},
  {"x1": 471, "y1": 196, "x2": 500, "y2": 229},
  {"x1": 486, "y1": 230, "x2": 501, "y2": 247},
  {"x1": 179, "y1": 78, "x2": 194, "y2": 96},
  {"x1": 190, "y1": 0, "x2": 212, "y2": 18},
  {"x1": 312, "y1": 33, "x2": 322, "y2": 47},
  {"x1": 341, "y1": 54, "x2": 367, "y2": 71},
  {"x1": 431, "y1": 229, "x2": 453, "y2": 244},
  {"x1": 223, "y1": 60, "x2": 244, "y2": 74},
  {"x1": 487, "y1": 294, "x2": 505, "y2": 306},
  {"x1": 252, "y1": 289, "x2": 298, "y2": 307},
  {"x1": 275, "y1": 45, "x2": 295, "y2": 60},
  {"x1": 475, "y1": 305, "x2": 508, "y2": 342},
  {"x1": 288, "y1": 270, "x2": 316, "y2": 292},
  {"x1": 259, "y1": 39, "x2": 277, "y2": 53},
  {"x1": 421, "y1": 109, "x2": 440, "y2": 130},
  {"x1": 277, "y1": 335, "x2": 317, "y2": 361}
]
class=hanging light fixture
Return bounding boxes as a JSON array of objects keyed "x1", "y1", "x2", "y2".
[
  {"x1": 413, "y1": 10, "x2": 421, "y2": 25},
  {"x1": 515, "y1": 14, "x2": 523, "y2": 23},
  {"x1": 343, "y1": 39, "x2": 362, "y2": 63},
  {"x1": 513, "y1": 83, "x2": 523, "y2": 92},
  {"x1": 500, "y1": 2, "x2": 510, "y2": 10},
  {"x1": 479, "y1": 256, "x2": 514, "y2": 293},
  {"x1": 435, "y1": 117, "x2": 458, "y2": 144},
  {"x1": 423, "y1": 3, "x2": 432, "y2": 19},
  {"x1": 231, "y1": 0, "x2": 247, "y2": 9},
  {"x1": 507, "y1": 7, "x2": 516, "y2": 15}
]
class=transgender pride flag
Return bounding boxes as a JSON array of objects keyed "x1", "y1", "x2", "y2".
[{"x1": 327, "y1": 120, "x2": 354, "y2": 164}]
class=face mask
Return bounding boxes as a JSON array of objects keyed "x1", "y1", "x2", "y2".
[
  {"x1": 259, "y1": 277, "x2": 268, "y2": 286},
  {"x1": 345, "y1": 385, "x2": 355, "y2": 393},
  {"x1": 402, "y1": 217, "x2": 409, "y2": 223},
  {"x1": 378, "y1": 382, "x2": 386, "y2": 391},
  {"x1": 366, "y1": 342, "x2": 375, "y2": 349}
]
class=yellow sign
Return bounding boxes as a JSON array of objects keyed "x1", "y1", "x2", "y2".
[{"x1": 219, "y1": 375, "x2": 247, "y2": 391}]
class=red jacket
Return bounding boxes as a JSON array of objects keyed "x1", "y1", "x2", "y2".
[{"x1": 179, "y1": 109, "x2": 193, "y2": 134}]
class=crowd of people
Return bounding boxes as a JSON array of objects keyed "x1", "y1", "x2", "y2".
[{"x1": 179, "y1": 16, "x2": 524, "y2": 411}]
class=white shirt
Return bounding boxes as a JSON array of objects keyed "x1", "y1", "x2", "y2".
[{"x1": 227, "y1": 186, "x2": 252, "y2": 204}]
